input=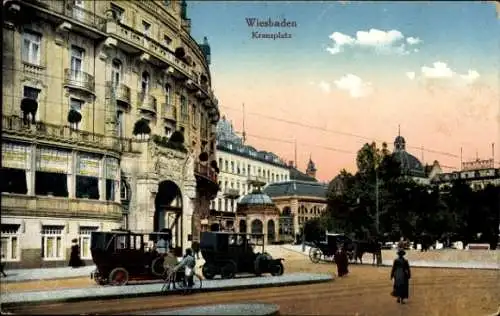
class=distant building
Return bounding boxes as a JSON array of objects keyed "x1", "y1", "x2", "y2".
[
  {"x1": 431, "y1": 158, "x2": 500, "y2": 190},
  {"x1": 206, "y1": 116, "x2": 290, "y2": 231},
  {"x1": 264, "y1": 158, "x2": 328, "y2": 241}
]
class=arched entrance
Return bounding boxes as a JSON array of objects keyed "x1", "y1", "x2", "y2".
[
  {"x1": 267, "y1": 220, "x2": 275, "y2": 243},
  {"x1": 239, "y1": 219, "x2": 247, "y2": 233},
  {"x1": 154, "y1": 180, "x2": 182, "y2": 249},
  {"x1": 251, "y1": 219, "x2": 263, "y2": 234}
]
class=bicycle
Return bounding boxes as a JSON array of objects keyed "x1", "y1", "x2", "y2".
[{"x1": 161, "y1": 267, "x2": 203, "y2": 294}]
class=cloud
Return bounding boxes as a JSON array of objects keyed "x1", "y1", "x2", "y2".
[
  {"x1": 421, "y1": 62, "x2": 454, "y2": 79},
  {"x1": 406, "y1": 72, "x2": 416, "y2": 80},
  {"x1": 406, "y1": 37, "x2": 422, "y2": 45},
  {"x1": 406, "y1": 61, "x2": 481, "y2": 85},
  {"x1": 334, "y1": 74, "x2": 373, "y2": 98},
  {"x1": 326, "y1": 28, "x2": 422, "y2": 55},
  {"x1": 318, "y1": 80, "x2": 331, "y2": 93}
]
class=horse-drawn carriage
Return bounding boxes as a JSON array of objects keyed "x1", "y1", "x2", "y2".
[
  {"x1": 308, "y1": 233, "x2": 355, "y2": 263},
  {"x1": 200, "y1": 232, "x2": 285, "y2": 279},
  {"x1": 90, "y1": 229, "x2": 175, "y2": 285}
]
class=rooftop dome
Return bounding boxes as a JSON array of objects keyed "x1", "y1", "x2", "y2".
[
  {"x1": 238, "y1": 192, "x2": 274, "y2": 205},
  {"x1": 392, "y1": 151, "x2": 425, "y2": 177}
]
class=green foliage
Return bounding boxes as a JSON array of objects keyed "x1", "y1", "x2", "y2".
[
  {"x1": 324, "y1": 141, "x2": 499, "y2": 247},
  {"x1": 151, "y1": 134, "x2": 187, "y2": 153}
]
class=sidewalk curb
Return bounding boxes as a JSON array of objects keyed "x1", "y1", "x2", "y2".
[
  {"x1": 1, "y1": 274, "x2": 91, "y2": 284},
  {"x1": 1, "y1": 276, "x2": 333, "y2": 308},
  {"x1": 281, "y1": 246, "x2": 500, "y2": 270}
]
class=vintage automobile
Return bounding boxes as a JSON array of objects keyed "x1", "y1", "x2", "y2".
[
  {"x1": 90, "y1": 229, "x2": 173, "y2": 285},
  {"x1": 308, "y1": 233, "x2": 355, "y2": 264},
  {"x1": 200, "y1": 232, "x2": 285, "y2": 279}
]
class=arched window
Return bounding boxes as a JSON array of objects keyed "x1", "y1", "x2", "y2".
[
  {"x1": 120, "y1": 180, "x2": 130, "y2": 203},
  {"x1": 251, "y1": 219, "x2": 263, "y2": 234},
  {"x1": 111, "y1": 59, "x2": 122, "y2": 89},
  {"x1": 141, "y1": 71, "x2": 150, "y2": 93}
]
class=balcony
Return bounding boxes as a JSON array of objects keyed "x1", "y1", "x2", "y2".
[
  {"x1": 27, "y1": 0, "x2": 106, "y2": 34},
  {"x1": 105, "y1": 21, "x2": 191, "y2": 79},
  {"x1": 137, "y1": 92, "x2": 157, "y2": 114},
  {"x1": 247, "y1": 175, "x2": 267, "y2": 187},
  {"x1": 63, "y1": 69, "x2": 95, "y2": 94},
  {"x1": 162, "y1": 103, "x2": 177, "y2": 122},
  {"x1": 2, "y1": 114, "x2": 123, "y2": 152},
  {"x1": 224, "y1": 188, "x2": 240, "y2": 199},
  {"x1": 194, "y1": 161, "x2": 219, "y2": 198},
  {"x1": 1, "y1": 193, "x2": 122, "y2": 221},
  {"x1": 106, "y1": 82, "x2": 131, "y2": 107}
]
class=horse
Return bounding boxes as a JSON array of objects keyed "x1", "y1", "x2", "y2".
[{"x1": 352, "y1": 240, "x2": 382, "y2": 266}]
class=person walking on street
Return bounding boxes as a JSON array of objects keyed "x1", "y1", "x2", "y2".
[
  {"x1": 69, "y1": 239, "x2": 83, "y2": 268},
  {"x1": 390, "y1": 249, "x2": 411, "y2": 304},
  {"x1": 334, "y1": 245, "x2": 349, "y2": 277}
]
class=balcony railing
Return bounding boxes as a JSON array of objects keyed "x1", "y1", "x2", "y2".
[
  {"x1": 194, "y1": 162, "x2": 218, "y2": 184},
  {"x1": 2, "y1": 115, "x2": 125, "y2": 151},
  {"x1": 106, "y1": 82, "x2": 131, "y2": 105},
  {"x1": 137, "y1": 92, "x2": 157, "y2": 114},
  {"x1": 105, "y1": 21, "x2": 191, "y2": 79},
  {"x1": 162, "y1": 103, "x2": 177, "y2": 121},
  {"x1": 1, "y1": 193, "x2": 122, "y2": 220},
  {"x1": 224, "y1": 188, "x2": 240, "y2": 198},
  {"x1": 63, "y1": 69, "x2": 95, "y2": 94},
  {"x1": 33, "y1": 0, "x2": 106, "y2": 32}
]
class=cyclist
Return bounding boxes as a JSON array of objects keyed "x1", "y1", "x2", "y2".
[{"x1": 172, "y1": 248, "x2": 196, "y2": 291}]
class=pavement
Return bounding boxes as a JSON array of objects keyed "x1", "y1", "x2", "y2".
[
  {"x1": 139, "y1": 303, "x2": 280, "y2": 316},
  {"x1": 0, "y1": 272, "x2": 333, "y2": 306},
  {"x1": 282, "y1": 244, "x2": 500, "y2": 270}
]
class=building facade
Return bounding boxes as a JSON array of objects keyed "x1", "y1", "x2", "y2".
[
  {"x1": 264, "y1": 159, "x2": 328, "y2": 242},
  {"x1": 1, "y1": 0, "x2": 220, "y2": 268},
  {"x1": 431, "y1": 159, "x2": 500, "y2": 190},
  {"x1": 207, "y1": 116, "x2": 290, "y2": 230}
]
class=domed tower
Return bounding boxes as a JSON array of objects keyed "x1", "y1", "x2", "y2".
[
  {"x1": 391, "y1": 126, "x2": 425, "y2": 177},
  {"x1": 394, "y1": 125, "x2": 406, "y2": 152},
  {"x1": 306, "y1": 155, "x2": 317, "y2": 178}
]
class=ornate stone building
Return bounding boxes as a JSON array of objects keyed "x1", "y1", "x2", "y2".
[
  {"x1": 264, "y1": 158, "x2": 328, "y2": 242},
  {"x1": 431, "y1": 158, "x2": 500, "y2": 190},
  {"x1": 207, "y1": 116, "x2": 290, "y2": 231},
  {"x1": 1, "y1": 0, "x2": 219, "y2": 268}
]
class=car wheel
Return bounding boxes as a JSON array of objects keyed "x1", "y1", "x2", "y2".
[
  {"x1": 151, "y1": 257, "x2": 166, "y2": 277},
  {"x1": 202, "y1": 264, "x2": 217, "y2": 280},
  {"x1": 108, "y1": 267, "x2": 129, "y2": 286},
  {"x1": 271, "y1": 262, "x2": 284, "y2": 276},
  {"x1": 309, "y1": 247, "x2": 323, "y2": 263},
  {"x1": 221, "y1": 261, "x2": 237, "y2": 279}
]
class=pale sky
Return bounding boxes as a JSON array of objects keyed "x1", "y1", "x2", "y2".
[{"x1": 189, "y1": 1, "x2": 500, "y2": 181}]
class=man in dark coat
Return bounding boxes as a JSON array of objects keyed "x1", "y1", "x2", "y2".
[
  {"x1": 390, "y1": 249, "x2": 411, "y2": 304},
  {"x1": 69, "y1": 238, "x2": 83, "y2": 268}
]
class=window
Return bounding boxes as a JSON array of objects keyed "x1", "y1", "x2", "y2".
[
  {"x1": 164, "y1": 126, "x2": 173, "y2": 138},
  {"x1": 1, "y1": 225, "x2": 20, "y2": 261},
  {"x1": 69, "y1": 98, "x2": 84, "y2": 129},
  {"x1": 116, "y1": 111, "x2": 123, "y2": 138},
  {"x1": 217, "y1": 198, "x2": 222, "y2": 210},
  {"x1": 106, "y1": 179, "x2": 117, "y2": 201},
  {"x1": 76, "y1": 176, "x2": 99, "y2": 199},
  {"x1": 35, "y1": 171, "x2": 68, "y2": 197},
  {"x1": 24, "y1": 86, "x2": 40, "y2": 100},
  {"x1": 164, "y1": 84, "x2": 171, "y2": 105},
  {"x1": 110, "y1": 3, "x2": 124, "y2": 23},
  {"x1": 79, "y1": 226, "x2": 97, "y2": 259},
  {"x1": 142, "y1": 21, "x2": 151, "y2": 37},
  {"x1": 22, "y1": 31, "x2": 41, "y2": 65},
  {"x1": 70, "y1": 46, "x2": 85, "y2": 79},
  {"x1": 224, "y1": 160, "x2": 228, "y2": 172},
  {"x1": 41, "y1": 226, "x2": 64, "y2": 260},
  {"x1": 73, "y1": 0, "x2": 85, "y2": 20},
  {"x1": 180, "y1": 96, "x2": 188, "y2": 121},
  {"x1": 218, "y1": 158, "x2": 222, "y2": 169},
  {"x1": 164, "y1": 34, "x2": 172, "y2": 46},
  {"x1": 111, "y1": 59, "x2": 122, "y2": 89},
  {"x1": 231, "y1": 161, "x2": 234, "y2": 173},
  {"x1": 0, "y1": 168, "x2": 28, "y2": 194},
  {"x1": 120, "y1": 180, "x2": 130, "y2": 201},
  {"x1": 140, "y1": 71, "x2": 150, "y2": 95},
  {"x1": 191, "y1": 104, "x2": 197, "y2": 125}
]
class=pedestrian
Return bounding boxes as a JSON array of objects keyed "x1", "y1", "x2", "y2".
[
  {"x1": 69, "y1": 238, "x2": 83, "y2": 268},
  {"x1": 191, "y1": 241, "x2": 200, "y2": 259},
  {"x1": 334, "y1": 245, "x2": 349, "y2": 277},
  {"x1": 0, "y1": 260, "x2": 7, "y2": 277},
  {"x1": 390, "y1": 249, "x2": 411, "y2": 304},
  {"x1": 155, "y1": 236, "x2": 167, "y2": 255}
]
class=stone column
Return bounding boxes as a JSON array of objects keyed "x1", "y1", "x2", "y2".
[
  {"x1": 68, "y1": 151, "x2": 77, "y2": 198},
  {"x1": 182, "y1": 184, "x2": 195, "y2": 253},
  {"x1": 26, "y1": 144, "x2": 36, "y2": 195},
  {"x1": 291, "y1": 198, "x2": 299, "y2": 235},
  {"x1": 133, "y1": 179, "x2": 157, "y2": 231},
  {"x1": 99, "y1": 157, "x2": 106, "y2": 201}
]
